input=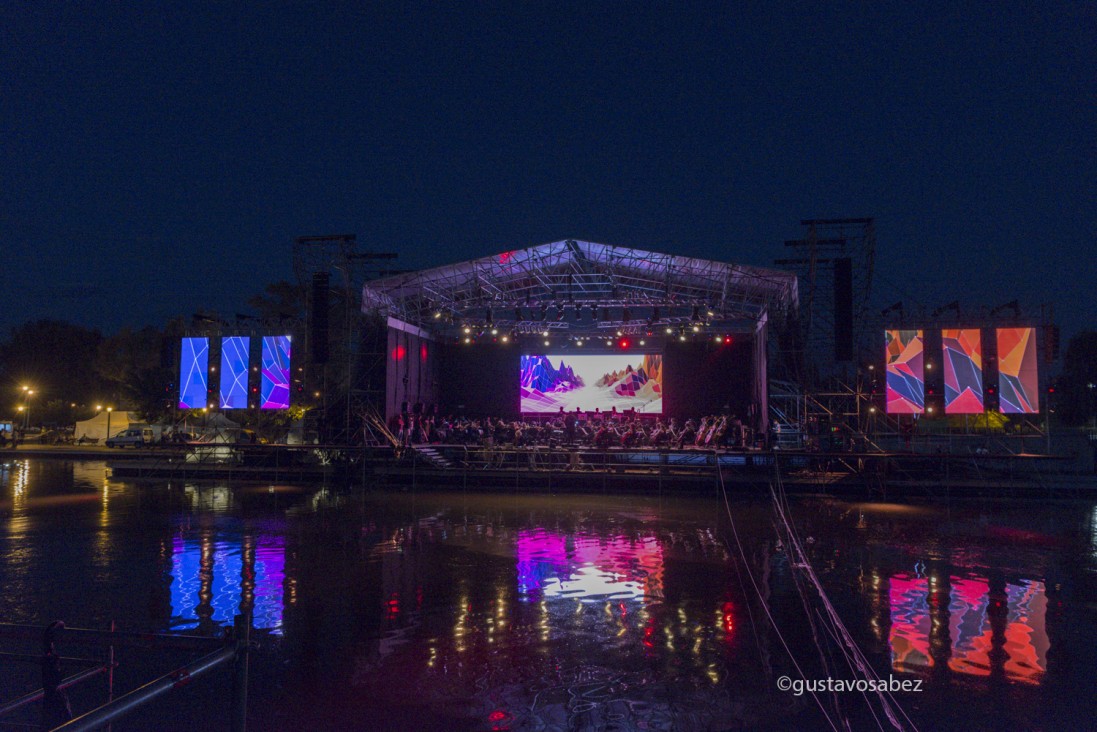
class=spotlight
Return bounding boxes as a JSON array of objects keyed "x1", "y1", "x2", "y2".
[
  {"x1": 869, "y1": 406, "x2": 876, "y2": 413},
  {"x1": 464, "y1": 337, "x2": 471, "y2": 344},
  {"x1": 544, "y1": 339, "x2": 550, "y2": 346},
  {"x1": 463, "y1": 325, "x2": 471, "y2": 334},
  {"x1": 679, "y1": 334, "x2": 687, "y2": 342},
  {"x1": 501, "y1": 335, "x2": 509, "y2": 343},
  {"x1": 576, "y1": 339, "x2": 583, "y2": 346},
  {"x1": 490, "y1": 328, "x2": 498, "y2": 335},
  {"x1": 714, "y1": 334, "x2": 723, "y2": 343},
  {"x1": 542, "y1": 329, "x2": 549, "y2": 337},
  {"x1": 620, "y1": 339, "x2": 629, "y2": 348},
  {"x1": 665, "y1": 327, "x2": 674, "y2": 335},
  {"x1": 706, "y1": 309, "x2": 715, "y2": 318},
  {"x1": 606, "y1": 340, "x2": 613, "y2": 347},
  {"x1": 616, "y1": 330, "x2": 623, "y2": 337},
  {"x1": 692, "y1": 325, "x2": 700, "y2": 332},
  {"x1": 639, "y1": 339, "x2": 645, "y2": 346},
  {"x1": 433, "y1": 311, "x2": 443, "y2": 319}
]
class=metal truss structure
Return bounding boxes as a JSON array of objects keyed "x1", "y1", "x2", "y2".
[
  {"x1": 361, "y1": 239, "x2": 797, "y2": 338},
  {"x1": 775, "y1": 218, "x2": 876, "y2": 385}
]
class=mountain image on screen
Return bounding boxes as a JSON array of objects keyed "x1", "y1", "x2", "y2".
[
  {"x1": 521, "y1": 355, "x2": 585, "y2": 393},
  {"x1": 520, "y1": 353, "x2": 663, "y2": 413}
]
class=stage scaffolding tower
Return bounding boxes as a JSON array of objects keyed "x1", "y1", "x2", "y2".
[
  {"x1": 293, "y1": 234, "x2": 398, "y2": 444},
  {"x1": 774, "y1": 218, "x2": 876, "y2": 439}
]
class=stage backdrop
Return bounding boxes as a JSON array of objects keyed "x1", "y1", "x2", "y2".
[
  {"x1": 385, "y1": 318, "x2": 440, "y2": 421},
  {"x1": 434, "y1": 336, "x2": 756, "y2": 423}
]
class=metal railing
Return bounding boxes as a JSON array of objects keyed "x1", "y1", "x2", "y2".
[{"x1": 0, "y1": 616, "x2": 250, "y2": 732}]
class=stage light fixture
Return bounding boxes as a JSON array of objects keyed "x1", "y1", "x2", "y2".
[
  {"x1": 620, "y1": 339, "x2": 629, "y2": 348},
  {"x1": 464, "y1": 337, "x2": 471, "y2": 344},
  {"x1": 501, "y1": 335, "x2": 509, "y2": 343},
  {"x1": 606, "y1": 340, "x2": 613, "y2": 346},
  {"x1": 714, "y1": 334, "x2": 723, "y2": 343},
  {"x1": 665, "y1": 327, "x2": 673, "y2": 335},
  {"x1": 544, "y1": 339, "x2": 550, "y2": 346},
  {"x1": 869, "y1": 406, "x2": 876, "y2": 413},
  {"x1": 639, "y1": 339, "x2": 645, "y2": 346},
  {"x1": 541, "y1": 329, "x2": 549, "y2": 337},
  {"x1": 556, "y1": 303, "x2": 565, "y2": 321},
  {"x1": 616, "y1": 330, "x2": 623, "y2": 337},
  {"x1": 433, "y1": 311, "x2": 442, "y2": 319},
  {"x1": 575, "y1": 338, "x2": 583, "y2": 346},
  {"x1": 679, "y1": 334, "x2": 687, "y2": 341},
  {"x1": 692, "y1": 325, "x2": 700, "y2": 332},
  {"x1": 463, "y1": 325, "x2": 471, "y2": 334},
  {"x1": 706, "y1": 308, "x2": 715, "y2": 318},
  {"x1": 490, "y1": 328, "x2": 498, "y2": 335}
]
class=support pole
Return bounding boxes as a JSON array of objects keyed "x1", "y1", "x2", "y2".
[{"x1": 231, "y1": 613, "x2": 250, "y2": 732}]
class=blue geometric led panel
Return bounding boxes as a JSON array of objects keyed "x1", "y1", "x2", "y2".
[
  {"x1": 261, "y1": 335, "x2": 291, "y2": 409},
  {"x1": 178, "y1": 337, "x2": 209, "y2": 409},
  {"x1": 219, "y1": 336, "x2": 250, "y2": 409}
]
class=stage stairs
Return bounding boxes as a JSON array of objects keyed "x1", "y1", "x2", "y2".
[{"x1": 413, "y1": 445, "x2": 457, "y2": 470}]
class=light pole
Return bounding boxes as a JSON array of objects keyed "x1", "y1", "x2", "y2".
[
  {"x1": 106, "y1": 407, "x2": 113, "y2": 441},
  {"x1": 20, "y1": 386, "x2": 33, "y2": 430}
]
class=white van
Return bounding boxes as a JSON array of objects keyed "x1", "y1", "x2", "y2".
[{"x1": 106, "y1": 428, "x2": 154, "y2": 448}]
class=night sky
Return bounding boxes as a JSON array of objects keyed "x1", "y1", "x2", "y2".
[{"x1": 3, "y1": 4, "x2": 1094, "y2": 341}]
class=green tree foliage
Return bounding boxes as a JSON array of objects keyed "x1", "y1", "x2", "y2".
[
  {"x1": 0, "y1": 320, "x2": 105, "y2": 416},
  {"x1": 1053, "y1": 330, "x2": 1097, "y2": 426},
  {"x1": 247, "y1": 281, "x2": 304, "y2": 322}
]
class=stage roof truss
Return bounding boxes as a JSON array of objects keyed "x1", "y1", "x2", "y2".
[{"x1": 362, "y1": 240, "x2": 796, "y2": 337}]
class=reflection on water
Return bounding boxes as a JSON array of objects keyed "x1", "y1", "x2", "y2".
[
  {"x1": 888, "y1": 574, "x2": 1048, "y2": 684},
  {"x1": 949, "y1": 576, "x2": 992, "y2": 676},
  {"x1": 169, "y1": 532, "x2": 284, "y2": 633},
  {"x1": 516, "y1": 529, "x2": 664, "y2": 604},
  {"x1": 1, "y1": 460, "x2": 1095, "y2": 730},
  {"x1": 890, "y1": 574, "x2": 934, "y2": 672},
  {"x1": 1004, "y1": 580, "x2": 1048, "y2": 684}
]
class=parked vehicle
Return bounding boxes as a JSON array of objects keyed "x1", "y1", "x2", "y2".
[{"x1": 105, "y1": 428, "x2": 154, "y2": 448}]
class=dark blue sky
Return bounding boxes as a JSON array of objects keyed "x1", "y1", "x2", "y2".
[{"x1": 3, "y1": 3, "x2": 1094, "y2": 340}]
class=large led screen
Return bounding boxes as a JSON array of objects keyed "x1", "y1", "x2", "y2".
[
  {"x1": 998, "y1": 327, "x2": 1039, "y2": 414},
  {"x1": 885, "y1": 330, "x2": 924, "y2": 414},
  {"x1": 219, "y1": 336, "x2": 250, "y2": 409},
  {"x1": 261, "y1": 335, "x2": 292, "y2": 409},
  {"x1": 520, "y1": 353, "x2": 662, "y2": 413},
  {"x1": 943, "y1": 329, "x2": 983, "y2": 414},
  {"x1": 178, "y1": 337, "x2": 209, "y2": 409}
]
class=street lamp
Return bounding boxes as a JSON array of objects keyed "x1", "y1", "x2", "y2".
[
  {"x1": 21, "y1": 389, "x2": 34, "y2": 430},
  {"x1": 106, "y1": 407, "x2": 113, "y2": 440}
]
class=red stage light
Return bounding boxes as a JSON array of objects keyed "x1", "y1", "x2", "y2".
[
  {"x1": 620, "y1": 339, "x2": 629, "y2": 348},
  {"x1": 724, "y1": 336, "x2": 732, "y2": 344},
  {"x1": 392, "y1": 345, "x2": 407, "y2": 361}
]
